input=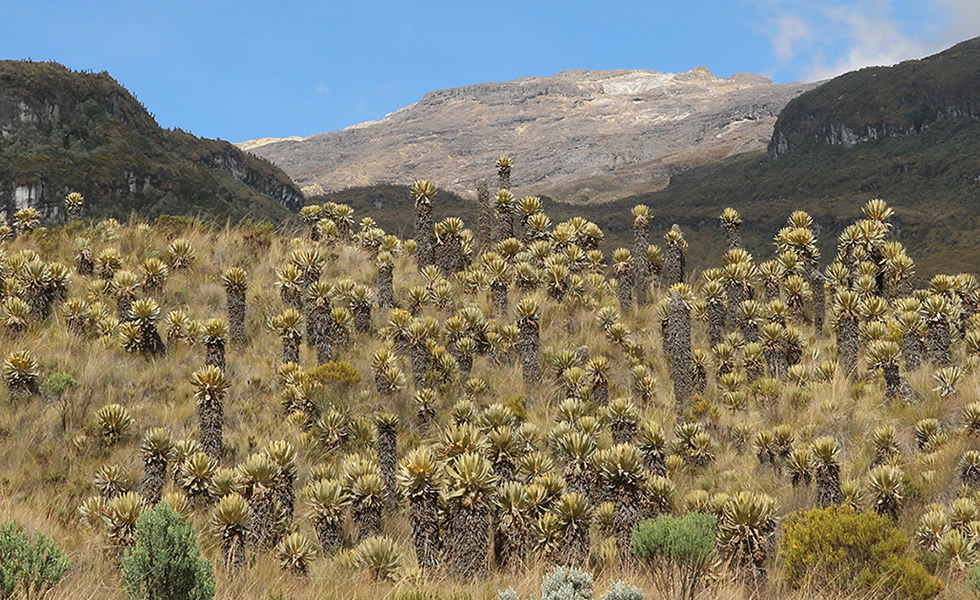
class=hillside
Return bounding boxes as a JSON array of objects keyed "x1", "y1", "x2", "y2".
[
  {"x1": 1, "y1": 195, "x2": 978, "y2": 600},
  {"x1": 311, "y1": 112, "x2": 980, "y2": 281},
  {"x1": 769, "y1": 36, "x2": 980, "y2": 156},
  {"x1": 243, "y1": 68, "x2": 813, "y2": 199},
  {"x1": 0, "y1": 61, "x2": 304, "y2": 223}
]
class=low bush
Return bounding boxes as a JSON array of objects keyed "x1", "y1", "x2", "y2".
[
  {"x1": 632, "y1": 512, "x2": 715, "y2": 600},
  {"x1": 780, "y1": 506, "x2": 941, "y2": 600},
  {"x1": 121, "y1": 504, "x2": 214, "y2": 600},
  {"x1": 0, "y1": 521, "x2": 70, "y2": 599}
]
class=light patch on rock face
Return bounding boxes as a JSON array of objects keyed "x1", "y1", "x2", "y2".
[
  {"x1": 239, "y1": 67, "x2": 816, "y2": 201},
  {"x1": 237, "y1": 136, "x2": 304, "y2": 151},
  {"x1": 600, "y1": 72, "x2": 676, "y2": 95}
]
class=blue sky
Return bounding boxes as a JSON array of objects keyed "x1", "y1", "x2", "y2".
[{"x1": 5, "y1": 1, "x2": 978, "y2": 142}]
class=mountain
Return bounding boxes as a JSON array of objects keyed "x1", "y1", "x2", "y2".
[
  {"x1": 769, "y1": 36, "x2": 980, "y2": 156},
  {"x1": 611, "y1": 37, "x2": 980, "y2": 278},
  {"x1": 242, "y1": 68, "x2": 814, "y2": 200},
  {"x1": 312, "y1": 38, "x2": 980, "y2": 280},
  {"x1": 0, "y1": 60, "x2": 304, "y2": 223}
]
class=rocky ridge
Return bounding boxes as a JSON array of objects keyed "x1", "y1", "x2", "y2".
[
  {"x1": 241, "y1": 67, "x2": 815, "y2": 200},
  {"x1": 0, "y1": 60, "x2": 303, "y2": 223}
]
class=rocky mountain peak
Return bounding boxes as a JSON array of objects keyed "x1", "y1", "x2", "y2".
[{"x1": 241, "y1": 67, "x2": 815, "y2": 201}]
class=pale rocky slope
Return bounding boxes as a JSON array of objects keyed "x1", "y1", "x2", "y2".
[{"x1": 241, "y1": 68, "x2": 814, "y2": 201}]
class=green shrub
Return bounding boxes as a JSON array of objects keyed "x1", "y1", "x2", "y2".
[
  {"x1": 780, "y1": 506, "x2": 941, "y2": 600},
  {"x1": 0, "y1": 521, "x2": 70, "y2": 599},
  {"x1": 41, "y1": 372, "x2": 77, "y2": 396},
  {"x1": 969, "y1": 563, "x2": 980, "y2": 597},
  {"x1": 632, "y1": 513, "x2": 715, "y2": 600},
  {"x1": 121, "y1": 504, "x2": 214, "y2": 600}
]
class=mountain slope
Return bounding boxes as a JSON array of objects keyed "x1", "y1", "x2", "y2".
[
  {"x1": 769, "y1": 36, "x2": 980, "y2": 156},
  {"x1": 0, "y1": 61, "x2": 304, "y2": 223},
  {"x1": 243, "y1": 68, "x2": 813, "y2": 199}
]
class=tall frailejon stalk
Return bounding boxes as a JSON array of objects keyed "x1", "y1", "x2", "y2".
[
  {"x1": 305, "y1": 281, "x2": 333, "y2": 365},
  {"x1": 554, "y1": 492, "x2": 591, "y2": 568},
  {"x1": 304, "y1": 479, "x2": 347, "y2": 555},
  {"x1": 221, "y1": 267, "x2": 248, "y2": 346},
  {"x1": 412, "y1": 179, "x2": 437, "y2": 270},
  {"x1": 702, "y1": 279, "x2": 726, "y2": 347},
  {"x1": 271, "y1": 308, "x2": 303, "y2": 364},
  {"x1": 518, "y1": 195, "x2": 544, "y2": 245},
  {"x1": 496, "y1": 155, "x2": 512, "y2": 191},
  {"x1": 585, "y1": 355, "x2": 609, "y2": 407},
  {"x1": 666, "y1": 287, "x2": 694, "y2": 417},
  {"x1": 375, "y1": 414, "x2": 399, "y2": 514},
  {"x1": 759, "y1": 260, "x2": 783, "y2": 302},
  {"x1": 349, "y1": 284, "x2": 374, "y2": 335},
  {"x1": 266, "y1": 440, "x2": 298, "y2": 528},
  {"x1": 720, "y1": 207, "x2": 742, "y2": 250},
  {"x1": 64, "y1": 191, "x2": 84, "y2": 221},
  {"x1": 494, "y1": 482, "x2": 529, "y2": 572},
  {"x1": 663, "y1": 225, "x2": 687, "y2": 287},
  {"x1": 436, "y1": 217, "x2": 465, "y2": 275},
  {"x1": 812, "y1": 436, "x2": 842, "y2": 507},
  {"x1": 211, "y1": 493, "x2": 250, "y2": 572},
  {"x1": 275, "y1": 264, "x2": 304, "y2": 311},
  {"x1": 138, "y1": 427, "x2": 172, "y2": 505},
  {"x1": 477, "y1": 179, "x2": 493, "y2": 251},
  {"x1": 597, "y1": 444, "x2": 645, "y2": 562},
  {"x1": 494, "y1": 189, "x2": 515, "y2": 243},
  {"x1": 237, "y1": 453, "x2": 282, "y2": 550},
  {"x1": 348, "y1": 472, "x2": 384, "y2": 542},
  {"x1": 112, "y1": 270, "x2": 140, "y2": 322},
  {"x1": 516, "y1": 298, "x2": 541, "y2": 385},
  {"x1": 486, "y1": 257, "x2": 512, "y2": 316},
  {"x1": 718, "y1": 491, "x2": 776, "y2": 583},
  {"x1": 128, "y1": 298, "x2": 166, "y2": 355},
  {"x1": 922, "y1": 294, "x2": 952, "y2": 366},
  {"x1": 833, "y1": 290, "x2": 861, "y2": 378},
  {"x1": 300, "y1": 205, "x2": 322, "y2": 241},
  {"x1": 724, "y1": 261, "x2": 751, "y2": 329},
  {"x1": 445, "y1": 452, "x2": 497, "y2": 579},
  {"x1": 407, "y1": 319, "x2": 429, "y2": 390},
  {"x1": 760, "y1": 322, "x2": 787, "y2": 379},
  {"x1": 612, "y1": 248, "x2": 633, "y2": 312},
  {"x1": 896, "y1": 310, "x2": 925, "y2": 371},
  {"x1": 868, "y1": 340, "x2": 916, "y2": 403},
  {"x1": 202, "y1": 319, "x2": 227, "y2": 372},
  {"x1": 191, "y1": 365, "x2": 229, "y2": 461},
  {"x1": 632, "y1": 205, "x2": 651, "y2": 306},
  {"x1": 398, "y1": 446, "x2": 442, "y2": 574},
  {"x1": 376, "y1": 252, "x2": 395, "y2": 309}
]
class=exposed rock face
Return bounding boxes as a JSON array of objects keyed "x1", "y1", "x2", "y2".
[
  {"x1": 769, "y1": 37, "x2": 980, "y2": 157},
  {"x1": 241, "y1": 68, "x2": 813, "y2": 199},
  {"x1": 0, "y1": 60, "x2": 303, "y2": 223}
]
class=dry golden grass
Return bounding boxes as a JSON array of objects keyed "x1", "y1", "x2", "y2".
[{"x1": 0, "y1": 212, "x2": 977, "y2": 599}]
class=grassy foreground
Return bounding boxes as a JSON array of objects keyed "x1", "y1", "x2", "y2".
[{"x1": 0, "y1": 195, "x2": 979, "y2": 600}]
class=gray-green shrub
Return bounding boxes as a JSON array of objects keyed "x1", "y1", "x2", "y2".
[
  {"x1": 0, "y1": 521, "x2": 70, "y2": 599},
  {"x1": 632, "y1": 512, "x2": 716, "y2": 600},
  {"x1": 121, "y1": 504, "x2": 214, "y2": 600}
]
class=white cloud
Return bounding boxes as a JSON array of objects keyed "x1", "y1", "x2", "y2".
[
  {"x1": 761, "y1": 0, "x2": 980, "y2": 82},
  {"x1": 771, "y1": 13, "x2": 814, "y2": 63},
  {"x1": 315, "y1": 81, "x2": 331, "y2": 95}
]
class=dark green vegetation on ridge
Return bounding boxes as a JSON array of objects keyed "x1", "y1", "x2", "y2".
[{"x1": 0, "y1": 61, "x2": 302, "y2": 224}]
